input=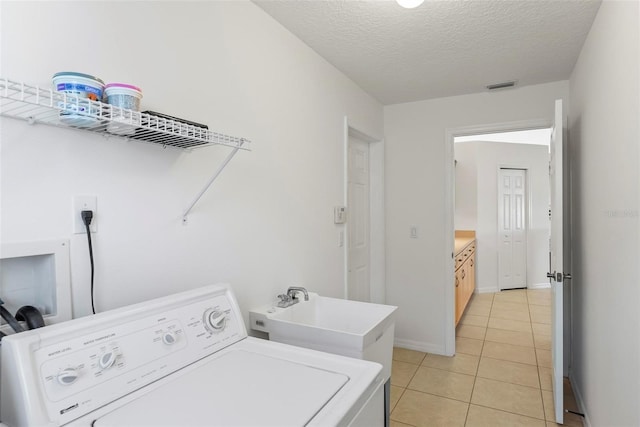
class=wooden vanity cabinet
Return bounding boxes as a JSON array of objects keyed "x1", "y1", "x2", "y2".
[{"x1": 454, "y1": 234, "x2": 476, "y2": 325}]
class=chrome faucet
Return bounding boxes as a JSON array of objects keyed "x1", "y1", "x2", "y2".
[
  {"x1": 276, "y1": 294, "x2": 294, "y2": 308},
  {"x1": 287, "y1": 286, "x2": 309, "y2": 302},
  {"x1": 276, "y1": 287, "x2": 309, "y2": 308}
]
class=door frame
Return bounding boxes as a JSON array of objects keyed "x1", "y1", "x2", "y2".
[
  {"x1": 343, "y1": 117, "x2": 385, "y2": 303},
  {"x1": 444, "y1": 118, "x2": 551, "y2": 355}
]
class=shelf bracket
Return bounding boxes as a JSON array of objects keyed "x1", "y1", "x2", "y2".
[{"x1": 182, "y1": 140, "x2": 245, "y2": 224}]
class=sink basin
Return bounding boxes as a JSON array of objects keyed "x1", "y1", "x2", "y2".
[
  {"x1": 249, "y1": 293, "x2": 397, "y2": 380},
  {"x1": 250, "y1": 293, "x2": 397, "y2": 426}
]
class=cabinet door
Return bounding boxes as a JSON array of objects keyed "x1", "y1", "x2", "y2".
[
  {"x1": 469, "y1": 253, "x2": 476, "y2": 293},
  {"x1": 461, "y1": 265, "x2": 468, "y2": 308},
  {"x1": 455, "y1": 270, "x2": 462, "y2": 324}
]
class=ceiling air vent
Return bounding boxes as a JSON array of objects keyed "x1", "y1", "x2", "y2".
[{"x1": 486, "y1": 81, "x2": 518, "y2": 91}]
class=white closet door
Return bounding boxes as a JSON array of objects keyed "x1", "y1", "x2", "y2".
[
  {"x1": 498, "y1": 168, "x2": 527, "y2": 290},
  {"x1": 347, "y1": 136, "x2": 370, "y2": 302}
]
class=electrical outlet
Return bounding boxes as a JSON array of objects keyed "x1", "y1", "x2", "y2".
[
  {"x1": 73, "y1": 196, "x2": 97, "y2": 234},
  {"x1": 410, "y1": 225, "x2": 418, "y2": 239}
]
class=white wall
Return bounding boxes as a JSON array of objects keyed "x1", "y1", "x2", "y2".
[
  {"x1": 455, "y1": 141, "x2": 550, "y2": 293},
  {"x1": 0, "y1": 2, "x2": 383, "y2": 325},
  {"x1": 453, "y1": 143, "x2": 477, "y2": 230},
  {"x1": 385, "y1": 81, "x2": 568, "y2": 354},
  {"x1": 568, "y1": 1, "x2": 639, "y2": 425}
]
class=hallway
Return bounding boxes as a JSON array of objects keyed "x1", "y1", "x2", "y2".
[{"x1": 390, "y1": 289, "x2": 583, "y2": 426}]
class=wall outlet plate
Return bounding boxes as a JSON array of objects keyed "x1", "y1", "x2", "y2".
[{"x1": 73, "y1": 196, "x2": 97, "y2": 234}]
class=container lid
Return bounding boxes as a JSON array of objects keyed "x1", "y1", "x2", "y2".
[
  {"x1": 105, "y1": 83, "x2": 142, "y2": 93},
  {"x1": 52, "y1": 71, "x2": 105, "y2": 85}
]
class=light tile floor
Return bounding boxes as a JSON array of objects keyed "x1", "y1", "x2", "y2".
[{"x1": 390, "y1": 288, "x2": 584, "y2": 427}]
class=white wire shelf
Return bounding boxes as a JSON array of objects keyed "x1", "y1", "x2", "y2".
[{"x1": 0, "y1": 78, "x2": 251, "y2": 151}]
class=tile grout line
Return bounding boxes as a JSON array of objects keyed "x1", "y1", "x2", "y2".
[
  {"x1": 463, "y1": 313, "x2": 486, "y2": 427},
  {"x1": 468, "y1": 402, "x2": 548, "y2": 422},
  {"x1": 529, "y1": 289, "x2": 550, "y2": 424},
  {"x1": 479, "y1": 353, "x2": 538, "y2": 367},
  {"x1": 463, "y1": 293, "x2": 493, "y2": 426},
  {"x1": 529, "y1": 291, "x2": 549, "y2": 422},
  {"x1": 402, "y1": 386, "x2": 474, "y2": 406}
]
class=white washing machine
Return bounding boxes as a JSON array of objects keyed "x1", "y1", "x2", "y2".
[{"x1": 0, "y1": 284, "x2": 384, "y2": 427}]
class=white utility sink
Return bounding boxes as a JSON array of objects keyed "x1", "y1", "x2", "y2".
[{"x1": 249, "y1": 293, "x2": 397, "y2": 381}]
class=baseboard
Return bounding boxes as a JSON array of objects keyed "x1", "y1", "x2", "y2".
[
  {"x1": 476, "y1": 285, "x2": 498, "y2": 294},
  {"x1": 528, "y1": 283, "x2": 551, "y2": 290},
  {"x1": 394, "y1": 338, "x2": 446, "y2": 355},
  {"x1": 477, "y1": 283, "x2": 551, "y2": 292},
  {"x1": 569, "y1": 373, "x2": 591, "y2": 427}
]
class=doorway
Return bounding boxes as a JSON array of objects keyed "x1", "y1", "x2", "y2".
[
  {"x1": 446, "y1": 106, "x2": 570, "y2": 424},
  {"x1": 453, "y1": 129, "x2": 551, "y2": 292},
  {"x1": 445, "y1": 121, "x2": 552, "y2": 355}
]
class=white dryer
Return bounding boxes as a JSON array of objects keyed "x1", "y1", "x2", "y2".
[{"x1": 0, "y1": 284, "x2": 384, "y2": 427}]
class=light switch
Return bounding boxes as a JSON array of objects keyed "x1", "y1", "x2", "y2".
[
  {"x1": 410, "y1": 226, "x2": 418, "y2": 239},
  {"x1": 334, "y1": 206, "x2": 347, "y2": 224}
]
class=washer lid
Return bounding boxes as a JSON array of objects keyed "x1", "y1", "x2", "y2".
[{"x1": 94, "y1": 350, "x2": 349, "y2": 426}]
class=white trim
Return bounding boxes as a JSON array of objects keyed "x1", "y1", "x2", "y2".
[
  {"x1": 449, "y1": 119, "x2": 552, "y2": 138},
  {"x1": 528, "y1": 282, "x2": 551, "y2": 290},
  {"x1": 569, "y1": 373, "x2": 591, "y2": 427},
  {"x1": 394, "y1": 338, "x2": 446, "y2": 356},
  {"x1": 476, "y1": 285, "x2": 499, "y2": 294},
  {"x1": 343, "y1": 117, "x2": 385, "y2": 304},
  {"x1": 369, "y1": 137, "x2": 386, "y2": 304},
  {"x1": 342, "y1": 119, "x2": 350, "y2": 300},
  {"x1": 444, "y1": 127, "x2": 456, "y2": 356},
  {"x1": 445, "y1": 118, "x2": 553, "y2": 356}
]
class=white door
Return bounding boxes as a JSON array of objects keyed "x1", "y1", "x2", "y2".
[
  {"x1": 347, "y1": 136, "x2": 370, "y2": 302},
  {"x1": 498, "y1": 168, "x2": 527, "y2": 290},
  {"x1": 549, "y1": 99, "x2": 568, "y2": 424}
]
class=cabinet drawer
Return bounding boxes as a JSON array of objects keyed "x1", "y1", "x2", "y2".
[{"x1": 454, "y1": 240, "x2": 475, "y2": 270}]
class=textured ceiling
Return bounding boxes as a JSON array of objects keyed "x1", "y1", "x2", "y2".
[{"x1": 253, "y1": 0, "x2": 602, "y2": 105}]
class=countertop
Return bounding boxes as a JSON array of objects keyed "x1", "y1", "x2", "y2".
[
  {"x1": 454, "y1": 230, "x2": 476, "y2": 255},
  {"x1": 454, "y1": 237, "x2": 475, "y2": 255}
]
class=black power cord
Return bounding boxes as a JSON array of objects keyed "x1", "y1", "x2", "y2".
[
  {"x1": 0, "y1": 298, "x2": 23, "y2": 334},
  {"x1": 81, "y1": 210, "x2": 96, "y2": 315}
]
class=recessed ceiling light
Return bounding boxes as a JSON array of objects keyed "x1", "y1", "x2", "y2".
[{"x1": 396, "y1": 0, "x2": 425, "y2": 9}]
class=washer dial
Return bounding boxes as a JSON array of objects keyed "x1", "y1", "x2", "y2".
[
  {"x1": 57, "y1": 368, "x2": 79, "y2": 386},
  {"x1": 162, "y1": 331, "x2": 177, "y2": 345},
  {"x1": 203, "y1": 309, "x2": 227, "y2": 333},
  {"x1": 99, "y1": 351, "x2": 117, "y2": 370}
]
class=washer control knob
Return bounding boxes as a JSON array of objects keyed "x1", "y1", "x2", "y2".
[
  {"x1": 162, "y1": 331, "x2": 177, "y2": 345},
  {"x1": 57, "y1": 368, "x2": 79, "y2": 386},
  {"x1": 99, "y1": 351, "x2": 117, "y2": 370},
  {"x1": 203, "y1": 309, "x2": 227, "y2": 333}
]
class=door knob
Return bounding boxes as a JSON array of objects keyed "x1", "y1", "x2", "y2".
[
  {"x1": 547, "y1": 271, "x2": 572, "y2": 282},
  {"x1": 547, "y1": 271, "x2": 562, "y2": 282}
]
